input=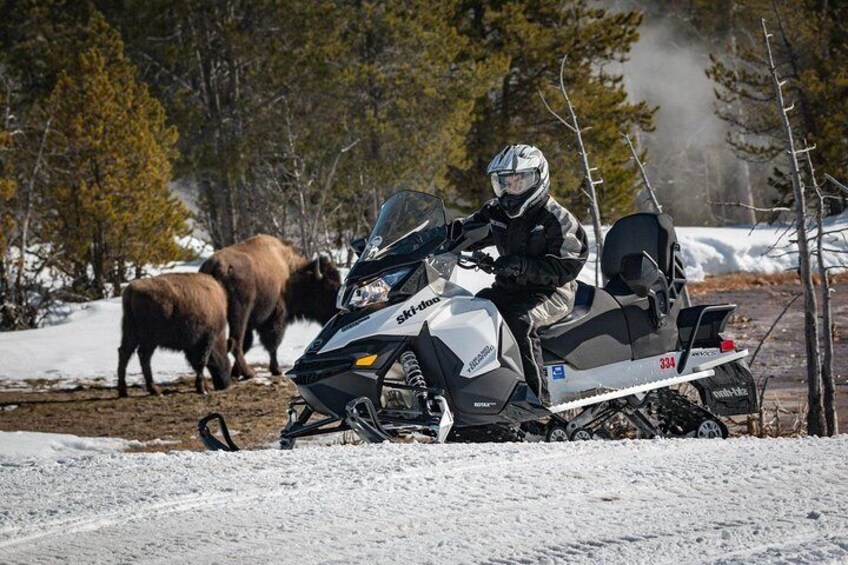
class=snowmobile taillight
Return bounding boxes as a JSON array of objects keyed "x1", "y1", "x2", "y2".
[{"x1": 719, "y1": 339, "x2": 736, "y2": 353}]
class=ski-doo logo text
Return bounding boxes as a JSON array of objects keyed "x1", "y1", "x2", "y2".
[
  {"x1": 467, "y1": 345, "x2": 495, "y2": 374},
  {"x1": 395, "y1": 297, "x2": 441, "y2": 325}
]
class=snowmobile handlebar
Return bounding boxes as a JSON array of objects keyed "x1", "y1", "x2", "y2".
[{"x1": 457, "y1": 250, "x2": 496, "y2": 274}]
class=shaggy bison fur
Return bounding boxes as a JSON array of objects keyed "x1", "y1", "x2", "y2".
[
  {"x1": 200, "y1": 235, "x2": 341, "y2": 379},
  {"x1": 117, "y1": 273, "x2": 231, "y2": 397}
]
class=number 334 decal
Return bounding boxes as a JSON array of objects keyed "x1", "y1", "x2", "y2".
[{"x1": 660, "y1": 356, "x2": 677, "y2": 370}]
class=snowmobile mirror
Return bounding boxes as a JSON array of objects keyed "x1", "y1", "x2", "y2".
[
  {"x1": 350, "y1": 237, "x2": 367, "y2": 256},
  {"x1": 619, "y1": 252, "x2": 661, "y2": 298},
  {"x1": 448, "y1": 221, "x2": 489, "y2": 252}
]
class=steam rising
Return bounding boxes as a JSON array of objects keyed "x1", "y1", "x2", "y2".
[{"x1": 610, "y1": 1, "x2": 771, "y2": 225}]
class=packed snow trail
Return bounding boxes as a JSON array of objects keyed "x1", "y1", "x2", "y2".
[{"x1": 1, "y1": 437, "x2": 846, "y2": 564}]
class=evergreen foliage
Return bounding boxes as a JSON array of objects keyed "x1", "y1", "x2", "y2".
[
  {"x1": 450, "y1": 1, "x2": 655, "y2": 220},
  {"x1": 43, "y1": 12, "x2": 189, "y2": 298},
  {"x1": 706, "y1": 0, "x2": 848, "y2": 213}
]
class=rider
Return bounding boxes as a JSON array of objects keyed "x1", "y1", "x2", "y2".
[{"x1": 459, "y1": 144, "x2": 588, "y2": 405}]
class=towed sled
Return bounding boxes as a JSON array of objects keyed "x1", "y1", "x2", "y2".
[{"x1": 199, "y1": 191, "x2": 759, "y2": 451}]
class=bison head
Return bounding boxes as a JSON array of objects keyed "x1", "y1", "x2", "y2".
[{"x1": 288, "y1": 255, "x2": 342, "y2": 324}]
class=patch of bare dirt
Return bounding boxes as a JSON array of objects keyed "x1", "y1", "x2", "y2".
[
  {"x1": 0, "y1": 369, "x2": 296, "y2": 452},
  {"x1": 693, "y1": 273, "x2": 848, "y2": 431}
]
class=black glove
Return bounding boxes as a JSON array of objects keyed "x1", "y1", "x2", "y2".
[
  {"x1": 471, "y1": 250, "x2": 495, "y2": 273},
  {"x1": 493, "y1": 255, "x2": 526, "y2": 278}
]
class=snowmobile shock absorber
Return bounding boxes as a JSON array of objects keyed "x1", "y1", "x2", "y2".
[{"x1": 399, "y1": 350, "x2": 429, "y2": 414}]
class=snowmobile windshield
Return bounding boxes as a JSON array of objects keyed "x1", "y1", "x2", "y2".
[{"x1": 360, "y1": 191, "x2": 447, "y2": 262}]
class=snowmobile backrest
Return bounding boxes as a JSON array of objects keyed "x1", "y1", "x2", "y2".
[
  {"x1": 619, "y1": 251, "x2": 661, "y2": 298},
  {"x1": 602, "y1": 213, "x2": 677, "y2": 281}
]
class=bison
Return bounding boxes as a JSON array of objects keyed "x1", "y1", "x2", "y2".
[
  {"x1": 117, "y1": 273, "x2": 231, "y2": 397},
  {"x1": 200, "y1": 235, "x2": 341, "y2": 379}
]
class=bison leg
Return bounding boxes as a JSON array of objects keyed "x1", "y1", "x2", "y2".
[
  {"x1": 228, "y1": 310, "x2": 256, "y2": 381},
  {"x1": 242, "y1": 329, "x2": 254, "y2": 353},
  {"x1": 137, "y1": 345, "x2": 161, "y2": 396},
  {"x1": 186, "y1": 345, "x2": 210, "y2": 395},
  {"x1": 259, "y1": 314, "x2": 287, "y2": 377},
  {"x1": 117, "y1": 337, "x2": 137, "y2": 399}
]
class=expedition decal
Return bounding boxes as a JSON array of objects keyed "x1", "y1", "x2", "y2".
[{"x1": 467, "y1": 345, "x2": 495, "y2": 374}]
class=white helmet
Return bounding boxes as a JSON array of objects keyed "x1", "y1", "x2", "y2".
[{"x1": 486, "y1": 144, "x2": 550, "y2": 218}]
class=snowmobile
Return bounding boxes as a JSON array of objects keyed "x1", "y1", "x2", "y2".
[{"x1": 198, "y1": 190, "x2": 759, "y2": 451}]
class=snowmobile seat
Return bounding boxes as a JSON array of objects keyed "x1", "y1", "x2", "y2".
[
  {"x1": 540, "y1": 280, "x2": 592, "y2": 328},
  {"x1": 539, "y1": 281, "x2": 632, "y2": 370},
  {"x1": 602, "y1": 213, "x2": 686, "y2": 359}
]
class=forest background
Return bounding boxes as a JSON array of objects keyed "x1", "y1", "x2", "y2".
[{"x1": 1, "y1": 0, "x2": 846, "y2": 328}]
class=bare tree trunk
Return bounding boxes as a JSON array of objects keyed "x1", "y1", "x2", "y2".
[
  {"x1": 805, "y1": 152, "x2": 838, "y2": 436},
  {"x1": 762, "y1": 19, "x2": 824, "y2": 436}
]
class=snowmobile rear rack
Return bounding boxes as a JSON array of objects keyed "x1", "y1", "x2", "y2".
[
  {"x1": 198, "y1": 413, "x2": 241, "y2": 452},
  {"x1": 677, "y1": 304, "x2": 736, "y2": 374}
]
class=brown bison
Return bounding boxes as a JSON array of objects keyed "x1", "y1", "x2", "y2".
[
  {"x1": 117, "y1": 273, "x2": 231, "y2": 397},
  {"x1": 200, "y1": 235, "x2": 341, "y2": 379}
]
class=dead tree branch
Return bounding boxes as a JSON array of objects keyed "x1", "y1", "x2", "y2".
[
  {"x1": 707, "y1": 200, "x2": 792, "y2": 214},
  {"x1": 762, "y1": 18, "x2": 824, "y2": 436},
  {"x1": 621, "y1": 132, "x2": 661, "y2": 213},
  {"x1": 540, "y1": 55, "x2": 605, "y2": 286},
  {"x1": 750, "y1": 292, "x2": 801, "y2": 367}
]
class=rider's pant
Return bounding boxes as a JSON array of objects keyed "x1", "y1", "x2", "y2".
[{"x1": 477, "y1": 283, "x2": 575, "y2": 405}]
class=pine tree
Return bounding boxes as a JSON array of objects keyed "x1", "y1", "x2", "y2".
[
  {"x1": 43, "y1": 11, "x2": 189, "y2": 298},
  {"x1": 707, "y1": 0, "x2": 848, "y2": 213},
  {"x1": 326, "y1": 0, "x2": 503, "y2": 224},
  {"x1": 450, "y1": 0, "x2": 655, "y2": 220}
]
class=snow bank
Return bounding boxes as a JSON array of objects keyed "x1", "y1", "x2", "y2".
[
  {"x1": 0, "y1": 437, "x2": 845, "y2": 563},
  {"x1": 0, "y1": 297, "x2": 320, "y2": 389},
  {"x1": 588, "y1": 211, "x2": 848, "y2": 282},
  {"x1": 676, "y1": 218, "x2": 848, "y2": 281},
  {"x1": 0, "y1": 431, "x2": 143, "y2": 459}
]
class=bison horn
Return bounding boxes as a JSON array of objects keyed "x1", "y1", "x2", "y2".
[{"x1": 314, "y1": 258, "x2": 323, "y2": 280}]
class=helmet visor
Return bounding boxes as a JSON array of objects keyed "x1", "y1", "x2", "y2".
[{"x1": 490, "y1": 171, "x2": 539, "y2": 197}]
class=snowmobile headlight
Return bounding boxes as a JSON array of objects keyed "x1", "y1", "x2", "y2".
[
  {"x1": 348, "y1": 278, "x2": 392, "y2": 309},
  {"x1": 346, "y1": 266, "x2": 412, "y2": 310}
]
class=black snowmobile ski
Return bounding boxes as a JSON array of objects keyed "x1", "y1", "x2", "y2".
[{"x1": 198, "y1": 413, "x2": 241, "y2": 451}]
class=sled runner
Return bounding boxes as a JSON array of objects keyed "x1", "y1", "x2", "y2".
[{"x1": 199, "y1": 191, "x2": 759, "y2": 450}]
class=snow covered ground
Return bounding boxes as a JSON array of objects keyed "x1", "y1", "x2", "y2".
[
  {"x1": 0, "y1": 430, "x2": 144, "y2": 459},
  {"x1": 1, "y1": 218, "x2": 847, "y2": 564},
  {"x1": 0, "y1": 435, "x2": 846, "y2": 564},
  {"x1": 0, "y1": 297, "x2": 320, "y2": 390}
]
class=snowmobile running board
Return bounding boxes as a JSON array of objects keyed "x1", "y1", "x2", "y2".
[{"x1": 547, "y1": 366, "x2": 722, "y2": 414}]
